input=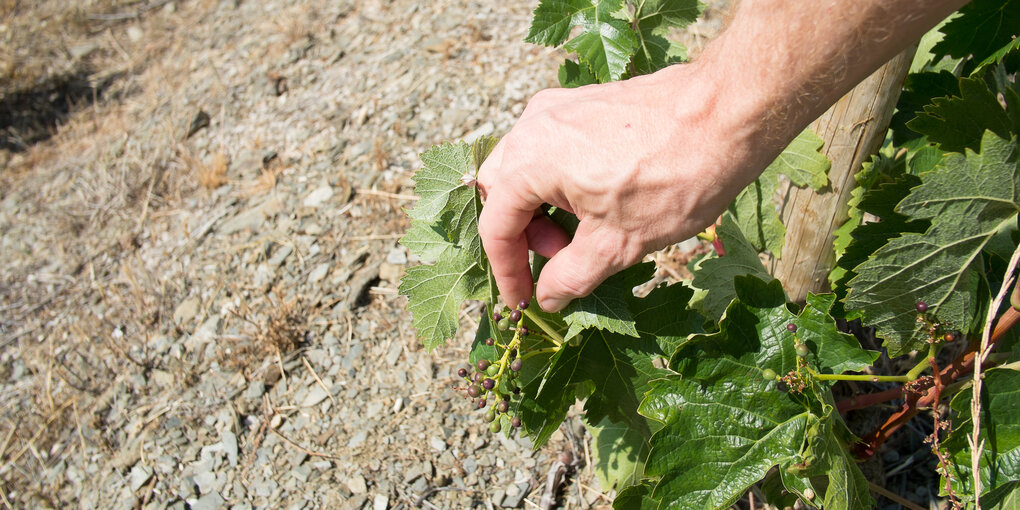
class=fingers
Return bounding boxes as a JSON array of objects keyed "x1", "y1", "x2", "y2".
[
  {"x1": 535, "y1": 225, "x2": 632, "y2": 312},
  {"x1": 524, "y1": 215, "x2": 570, "y2": 259},
  {"x1": 477, "y1": 143, "x2": 544, "y2": 308}
]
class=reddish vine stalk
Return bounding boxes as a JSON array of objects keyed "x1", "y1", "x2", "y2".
[{"x1": 850, "y1": 306, "x2": 1020, "y2": 460}]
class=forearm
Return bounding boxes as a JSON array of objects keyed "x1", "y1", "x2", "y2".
[{"x1": 673, "y1": 0, "x2": 967, "y2": 183}]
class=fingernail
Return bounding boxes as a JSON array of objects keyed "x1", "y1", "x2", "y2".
[{"x1": 540, "y1": 297, "x2": 569, "y2": 313}]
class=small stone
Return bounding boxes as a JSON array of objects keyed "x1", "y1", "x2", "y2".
[
  {"x1": 299, "y1": 383, "x2": 328, "y2": 408},
  {"x1": 130, "y1": 464, "x2": 153, "y2": 492},
  {"x1": 303, "y1": 184, "x2": 334, "y2": 207},
  {"x1": 373, "y1": 494, "x2": 389, "y2": 510},
  {"x1": 308, "y1": 263, "x2": 330, "y2": 284},
  {"x1": 190, "y1": 491, "x2": 225, "y2": 510},
  {"x1": 246, "y1": 381, "x2": 265, "y2": 401},
  {"x1": 291, "y1": 464, "x2": 312, "y2": 483},
  {"x1": 347, "y1": 474, "x2": 368, "y2": 494},
  {"x1": 221, "y1": 431, "x2": 238, "y2": 467},
  {"x1": 173, "y1": 297, "x2": 201, "y2": 325},
  {"x1": 193, "y1": 471, "x2": 218, "y2": 494},
  {"x1": 127, "y1": 26, "x2": 144, "y2": 42},
  {"x1": 385, "y1": 247, "x2": 407, "y2": 265},
  {"x1": 429, "y1": 436, "x2": 446, "y2": 452},
  {"x1": 348, "y1": 431, "x2": 367, "y2": 449}
]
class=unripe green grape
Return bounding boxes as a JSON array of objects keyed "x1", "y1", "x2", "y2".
[
  {"x1": 795, "y1": 344, "x2": 809, "y2": 358},
  {"x1": 486, "y1": 365, "x2": 498, "y2": 377},
  {"x1": 489, "y1": 421, "x2": 501, "y2": 433},
  {"x1": 762, "y1": 368, "x2": 777, "y2": 380},
  {"x1": 485, "y1": 409, "x2": 496, "y2": 422},
  {"x1": 497, "y1": 318, "x2": 510, "y2": 331}
]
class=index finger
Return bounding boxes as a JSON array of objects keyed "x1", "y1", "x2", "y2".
[{"x1": 477, "y1": 142, "x2": 543, "y2": 308}]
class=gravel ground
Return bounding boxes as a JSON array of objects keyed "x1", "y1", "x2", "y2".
[{"x1": 0, "y1": 0, "x2": 728, "y2": 508}]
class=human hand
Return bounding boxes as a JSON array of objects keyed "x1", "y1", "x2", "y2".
[{"x1": 477, "y1": 64, "x2": 778, "y2": 312}]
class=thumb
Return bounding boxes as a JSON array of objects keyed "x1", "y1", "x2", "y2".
[{"x1": 535, "y1": 226, "x2": 631, "y2": 312}]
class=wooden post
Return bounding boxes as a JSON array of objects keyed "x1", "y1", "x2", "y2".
[{"x1": 772, "y1": 48, "x2": 915, "y2": 303}]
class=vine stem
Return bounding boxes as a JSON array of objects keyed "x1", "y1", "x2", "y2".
[
  {"x1": 852, "y1": 306, "x2": 1020, "y2": 460},
  {"x1": 523, "y1": 309, "x2": 563, "y2": 346},
  {"x1": 810, "y1": 371, "x2": 911, "y2": 383},
  {"x1": 970, "y1": 241, "x2": 1020, "y2": 508}
]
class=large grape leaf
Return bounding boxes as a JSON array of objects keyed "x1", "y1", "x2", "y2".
[
  {"x1": 559, "y1": 59, "x2": 599, "y2": 88},
  {"x1": 799, "y1": 294, "x2": 879, "y2": 374},
  {"x1": 561, "y1": 262, "x2": 653, "y2": 340},
  {"x1": 690, "y1": 213, "x2": 774, "y2": 322},
  {"x1": 589, "y1": 416, "x2": 652, "y2": 493},
  {"x1": 400, "y1": 220, "x2": 455, "y2": 262},
  {"x1": 520, "y1": 280, "x2": 702, "y2": 447},
  {"x1": 399, "y1": 251, "x2": 488, "y2": 351},
  {"x1": 525, "y1": 0, "x2": 637, "y2": 82},
  {"x1": 639, "y1": 276, "x2": 872, "y2": 510},
  {"x1": 908, "y1": 76, "x2": 1017, "y2": 153},
  {"x1": 930, "y1": 0, "x2": 1020, "y2": 68},
  {"x1": 942, "y1": 367, "x2": 1020, "y2": 504},
  {"x1": 400, "y1": 139, "x2": 498, "y2": 350},
  {"x1": 408, "y1": 141, "x2": 486, "y2": 263},
  {"x1": 730, "y1": 129, "x2": 830, "y2": 257},
  {"x1": 890, "y1": 70, "x2": 960, "y2": 148},
  {"x1": 845, "y1": 132, "x2": 1020, "y2": 356},
  {"x1": 831, "y1": 153, "x2": 928, "y2": 313},
  {"x1": 629, "y1": 0, "x2": 702, "y2": 75},
  {"x1": 614, "y1": 481, "x2": 659, "y2": 510}
]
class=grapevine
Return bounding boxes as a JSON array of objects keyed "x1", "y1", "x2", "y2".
[{"x1": 399, "y1": 1, "x2": 1020, "y2": 509}]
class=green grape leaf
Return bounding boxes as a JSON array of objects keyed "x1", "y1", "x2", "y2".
[
  {"x1": 730, "y1": 129, "x2": 830, "y2": 256},
  {"x1": 942, "y1": 367, "x2": 1020, "y2": 503},
  {"x1": 399, "y1": 250, "x2": 488, "y2": 351},
  {"x1": 561, "y1": 262, "x2": 653, "y2": 340},
  {"x1": 890, "y1": 70, "x2": 961, "y2": 147},
  {"x1": 831, "y1": 159, "x2": 928, "y2": 312},
  {"x1": 907, "y1": 76, "x2": 1016, "y2": 153},
  {"x1": 982, "y1": 480, "x2": 1020, "y2": 510},
  {"x1": 614, "y1": 481, "x2": 659, "y2": 510},
  {"x1": 588, "y1": 416, "x2": 652, "y2": 492},
  {"x1": 630, "y1": 0, "x2": 702, "y2": 75},
  {"x1": 800, "y1": 293, "x2": 879, "y2": 374},
  {"x1": 559, "y1": 59, "x2": 599, "y2": 88},
  {"x1": 845, "y1": 132, "x2": 1020, "y2": 357},
  {"x1": 527, "y1": 326, "x2": 662, "y2": 446},
  {"x1": 521, "y1": 280, "x2": 701, "y2": 447},
  {"x1": 408, "y1": 142, "x2": 485, "y2": 263},
  {"x1": 931, "y1": 0, "x2": 1020, "y2": 67},
  {"x1": 401, "y1": 220, "x2": 455, "y2": 262},
  {"x1": 690, "y1": 213, "x2": 774, "y2": 322},
  {"x1": 633, "y1": 282, "x2": 705, "y2": 355},
  {"x1": 526, "y1": 0, "x2": 637, "y2": 82},
  {"x1": 640, "y1": 276, "x2": 871, "y2": 510}
]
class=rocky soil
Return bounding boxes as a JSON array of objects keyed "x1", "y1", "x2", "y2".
[{"x1": 0, "y1": 0, "x2": 731, "y2": 508}]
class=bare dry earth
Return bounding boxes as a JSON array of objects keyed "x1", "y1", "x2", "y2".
[{"x1": 0, "y1": 0, "x2": 605, "y2": 508}]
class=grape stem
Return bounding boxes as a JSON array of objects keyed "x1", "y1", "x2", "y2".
[{"x1": 522, "y1": 309, "x2": 563, "y2": 346}]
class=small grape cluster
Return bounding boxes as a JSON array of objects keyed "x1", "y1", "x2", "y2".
[
  {"x1": 762, "y1": 322, "x2": 808, "y2": 393},
  {"x1": 456, "y1": 299, "x2": 532, "y2": 433},
  {"x1": 915, "y1": 301, "x2": 962, "y2": 344}
]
